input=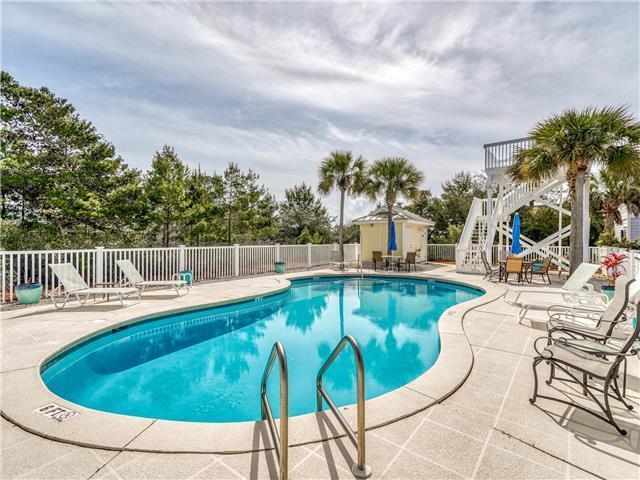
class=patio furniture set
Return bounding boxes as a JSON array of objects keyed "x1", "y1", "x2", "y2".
[
  {"x1": 371, "y1": 251, "x2": 418, "y2": 272},
  {"x1": 481, "y1": 251, "x2": 552, "y2": 284},
  {"x1": 504, "y1": 264, "x2": 640, "y2": 435}
]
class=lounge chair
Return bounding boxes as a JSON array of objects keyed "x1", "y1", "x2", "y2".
[
  {"x1": 547, "y1": 276, "x2": 635, "y2": 342},
  {"x1": 530, "y1": 301, "x2": 640, "y2": 435},
  {"x1": 481, "y1": 251, "x2": 500, "y2": 281},
  {"x1": 329, "y1": 250, "x2": 346, "y2": 270},
  {"x1": 116, "y1": 259, "x2": 190, "y2": 296},
  {"x1": 545, "y1": 277, "x2": 640, "y2": 318},
  {"x1": 49, "y1": 263, "x2": 140, "y2": 309},
  {"x1": 505, "y1": 262, "x2": 603, "y2": 305}
]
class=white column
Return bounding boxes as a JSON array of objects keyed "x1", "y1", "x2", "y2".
[
  {"x1": 307, "y1": 243, "x2": 312, "y2": 269},
  {"x1": 275, "y1": 243, "x2": 280, "y2": 262},
  {"x1": 178, "y1": 244, "x2": 186, "y2": 271},
  {"x1": 234, "y1": 244, "x2": 240, "y2": 276},
  {"x1": 583, "y1": 170, "x2": 591, "y2": 263},
  {"x1": 497, "y1": 184, "x2": 503, "y2": 259},
  {"x1": 486, "y1": 178, "x2": 493, "y2": 263},
  {"x1": 95, "y1": 247, "x2": 104, "y2": 286}
]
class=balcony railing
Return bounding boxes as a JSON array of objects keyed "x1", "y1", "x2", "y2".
[{"x1": 484, "y1": 137, "x2": 532, "y2": 171}]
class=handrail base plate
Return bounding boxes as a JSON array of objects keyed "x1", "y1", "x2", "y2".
[{"x1": 351, "y1": 463, "x2": 372, "y2": 478}]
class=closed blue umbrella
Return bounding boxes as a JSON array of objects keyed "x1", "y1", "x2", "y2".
[
  {"x1": 511, "y1": 213, "x2": 523, "y2": 255},
  {"x1": 388, "y1": 220, "x2": 398, "y2": 252}
]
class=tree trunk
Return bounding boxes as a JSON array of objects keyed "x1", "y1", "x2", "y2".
[
  {"x1": 604, "y1": 211, "x2": 615, "y2": 235},
  {"x1": 339, "y1": 189, "x2": 345, "y2": 261},
  {"x1": 387, "y1": 203, "x2": 393, "y2": 255},
  {"x1": 163, "y1": 220, "x2": 169, "y2": 247},
  {"x1": 570, "y1": 169, "x2": 587, "y2": 274}
]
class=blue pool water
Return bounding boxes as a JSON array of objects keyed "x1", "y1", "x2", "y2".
[{"x1": 41, "y1": 277, "x2": 482, "y2": 423}]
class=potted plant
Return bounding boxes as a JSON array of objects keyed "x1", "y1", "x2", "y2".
[
  {"x1": 15, "y1": 279, "x2": 43, "y2": 305},
  {"x1": 601, "y1": 251, "x2": 628, "y2": 299},
  {"x1": 274, "y1": 261, "x2": 286, "y2": 274}
]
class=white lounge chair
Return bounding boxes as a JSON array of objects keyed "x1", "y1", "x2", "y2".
[
  {"x1": 544, "y1": 277, "x2": 640, "y2": 316},
  {"x1": 116, "y1": 259, "x2": 190, "y2": 296},
  {"x1": 505, "y1": 262, "x2": 605, "y2": 306},
  {"x1": 546, "y1": 276, "x2": 635, "y2": 340},
  {"x1": 49, "y1": 263, "x2": 140, "y2": 309}
]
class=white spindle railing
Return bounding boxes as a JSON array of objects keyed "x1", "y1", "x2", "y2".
[
  {"x1": 0, "y1": 243, "x2": 359, "y2": 304},
  {"x1": 484, "y1": 137, "x2": 532, "y2": 171}
]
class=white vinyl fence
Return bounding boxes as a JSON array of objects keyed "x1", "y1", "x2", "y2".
[
  {"x1": 431, "y1": 243, "x2": 640, "y2": 279},
  {"x1": 0, "y1": 243, "x2": 359, "y2": 304}
]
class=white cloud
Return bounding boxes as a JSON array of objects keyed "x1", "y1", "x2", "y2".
[{"x1": 2, "y1": 0, "x2": 638, "y2": 222}]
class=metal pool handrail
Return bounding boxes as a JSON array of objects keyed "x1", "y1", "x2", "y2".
[
  {"x1": 260, "y1": 341, "x2": 288, "y2": 480},
  {"x1": 316, "y1": 335, "x2": 371, "y2": 478}
]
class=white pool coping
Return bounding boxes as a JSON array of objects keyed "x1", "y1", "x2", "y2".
[{"x1": 1, "y1": 268, "x2": 505, "y2": 453}]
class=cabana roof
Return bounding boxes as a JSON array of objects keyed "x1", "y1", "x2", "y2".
[{"x1": 351, "y1": 206, "x2": 434, "y2": 226}]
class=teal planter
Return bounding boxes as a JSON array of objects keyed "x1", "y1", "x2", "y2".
[
  {"x1": 601, "y1": 284, "x2": 615, "y2": 301},
  {"x1": 15, "y1": 283, "x2": 43, "y2": 304},
  {"x1": 179, "y1": 270, "x2": 193, "y2": 285},
  {"x1": 275, "y1": 261, "x2": 286, "y2": 274}
]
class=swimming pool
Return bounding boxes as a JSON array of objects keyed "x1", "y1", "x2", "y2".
[{"x1": 41, "y1": 276, "x2": 482, "y2": 423}]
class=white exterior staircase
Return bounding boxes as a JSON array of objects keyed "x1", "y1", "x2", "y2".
[{"x1": 456, "y1": 138, "x2": 575, "y2": 273}]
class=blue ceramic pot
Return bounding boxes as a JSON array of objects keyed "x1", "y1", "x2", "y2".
[
  {"x1": 15, "y1": 283, "x2": 43, "y2": 304},
  {"x1": 601, "y1": 284, "x2": 615, "y2": 301},
  {"x1": 274, "y1": 262, "x2": 286, "y2": 274}
]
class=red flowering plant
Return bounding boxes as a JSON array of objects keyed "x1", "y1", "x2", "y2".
[{"x1": 601, "y1": 251, "x2": 628, "y2": 285}]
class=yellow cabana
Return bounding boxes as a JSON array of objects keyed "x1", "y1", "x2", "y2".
[{"x1": 352, "y1": 207, "x2": 434, "y2": 262}]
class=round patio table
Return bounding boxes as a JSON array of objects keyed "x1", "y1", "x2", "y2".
[{"x1": 382, "y1": 255, "x2": 403, "y2": 271}]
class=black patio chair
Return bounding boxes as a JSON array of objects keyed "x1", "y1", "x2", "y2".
[
  {"x1": 528, "y1": 257, "x2": 552, "y2": 284},
  {"x1": 480, "y1": 251, "x2": 500, "y2": 281},
  {"x1": 531, "y1": 281, "x2": 638, "y2": 435},
  {"x1": 372, "y1": 251, "x2": 383, "y2": 271},
  {"x1": 398, "y1": 252, "x2": 417, "y2": 272}
]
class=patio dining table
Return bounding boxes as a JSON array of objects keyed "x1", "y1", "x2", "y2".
[{"x1": 382, "y1": 255, "x2": 403, "y2": 271}]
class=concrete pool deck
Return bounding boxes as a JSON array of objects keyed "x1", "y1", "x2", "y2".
[{"x1": 2, "y1": 265, "x2": 639, "y2": 479}]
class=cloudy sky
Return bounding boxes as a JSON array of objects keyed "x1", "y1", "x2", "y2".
[{"x1": 2, "y1": 1, "x2": 638, "y2": 220}]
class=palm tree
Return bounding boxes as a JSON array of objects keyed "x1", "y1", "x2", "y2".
[
  {"x1": 318, "y1": 151, "x2": 366, "y2": 261},
  {"x1": 366, "y1": 157, "x2": 425, "y2": 255},
  {"x1": 507, "y1": 106, "x2": 640, "y2": 273},
  {"x1": 597, "y1": 170, "x2": 640, "y2": 234}
]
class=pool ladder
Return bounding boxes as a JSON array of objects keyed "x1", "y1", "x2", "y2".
[
  {"x1": 260, "y1": 336, "x2": 371, "y2": 480},
  {"x1": 260, "y1": 342, "x2": 288, "y2": 480}
]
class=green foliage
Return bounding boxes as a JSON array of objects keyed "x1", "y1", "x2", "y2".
[
  {"x1": 278, "y1": 184, "x2": 333, "y2": 243},
  {"x1": 1, "y1": 71, "x2": 146, "y2": 247},
  {"x1": 407, "y1": 172, "x2": 484, "y2": 242},
  {"x1": 446, "y1": 224, "x2": 463, "y2": 243},
  {"x1": 318, "y1": 150, "x2": 366, "y2": 258},
  {"x1": 507, "y1": 106, "x2": 640, "y2": 271},
  {"x1": 596, "y1": 231, "x2": 640, "y2": 249},
  {"x1": 338, "y1": 223, "x2": 360, "y2": 243},
  {"x1": 145, "y1": 146, "x2": 189, "y2": 246},
  {"x1": 366, "y1": 157, "x2": 424, "y2": 253},
  {"x1": 219, "y1": 163, "x2": 278, "y2": 245}
]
